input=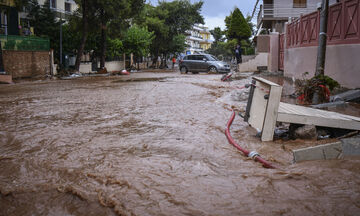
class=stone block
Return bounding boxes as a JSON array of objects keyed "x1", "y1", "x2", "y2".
[
  {"x1": 342, "y1": 136, "x2": 360, "y2": 157},
  {"x1": 0, "y1": 75, "x2": 13, "y2": 84},
  {"x1": 293, "y1": 142, "x2": 343, "y2": 162}
]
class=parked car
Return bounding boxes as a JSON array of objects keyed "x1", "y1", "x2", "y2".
[{"x1": 179, "y1": 54, "x2": 230, "y2": 74}]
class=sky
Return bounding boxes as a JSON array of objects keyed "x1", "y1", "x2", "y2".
[{"x1": 147, "y1": 0, "x2": 258, "y2": 31}]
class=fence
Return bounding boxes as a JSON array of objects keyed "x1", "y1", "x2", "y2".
[
  {"x1": 286, "y1": 0, "x2": 360, "y2": 48},
  {"x1": 0, "y1": 35, "x2": 50, "y2": 51}
]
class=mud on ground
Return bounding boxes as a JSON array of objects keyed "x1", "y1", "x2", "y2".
[{"x1": 1, "y1": 72, "x2": 359, "y2": 215}]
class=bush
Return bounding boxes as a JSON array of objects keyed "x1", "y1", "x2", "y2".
[{"x1": 296, "y1": 72, "x2": 340, "y2": 104}]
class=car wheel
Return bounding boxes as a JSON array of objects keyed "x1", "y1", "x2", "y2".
[
  {"x1": 208, "y1": 66, "x2": 218, "y2": 74},
  {"x1": 180, "y1": 66, "x2": 188, "y2": 74}
]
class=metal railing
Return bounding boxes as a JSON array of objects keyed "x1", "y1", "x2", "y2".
[
  {"x1": 0, "y1": 35, "x2": 50, "y2": 51},
  {"x1": 257, "y1": 3, "x2": 319, "y2": 21}
]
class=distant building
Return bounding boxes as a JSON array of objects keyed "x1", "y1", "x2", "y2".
[
  {"x1": 185, "y1": 24, "x2": 213, "y2": 54},
  {"x1": 0, "y1": 0, "x2": 18, "y2": 35},
  {"x1": 37, "y1": 0, "x2": 78, "y2": 18},
  {"x1": 254, "y1": 0, "x2": 338, "y2": 33},
  {"x1": 0, "y1": 0, "x2": 78, "y2": 36}
]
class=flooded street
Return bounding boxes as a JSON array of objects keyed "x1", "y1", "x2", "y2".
[{"x1": 1, "y1": 72, "x2": 359, "y2": 215}]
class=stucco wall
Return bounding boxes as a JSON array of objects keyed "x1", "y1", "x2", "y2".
[
  {"x1": 239, "y1": 53, "x2": 269, "y2": 72},
  {"x1": 284, "y1": 44, "x2": 360, "y2": 88},
  {"x1": 268, "y1": 33, "x2": 279, "y2": 72},
  {"x1": 256, "y1": 35, "x2": 270, "y2": 53},
  {"x1": 3, "y1": 50, "x2": 50, "y2": 79}
]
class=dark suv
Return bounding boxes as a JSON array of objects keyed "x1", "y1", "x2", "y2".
[{"x1": 179, "y1": 54, "x2": 230, "y2": 74}]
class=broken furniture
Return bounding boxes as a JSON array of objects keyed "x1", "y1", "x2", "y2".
[{"x1": 244, "y1": 77, "x2": 360, "y2": 141}]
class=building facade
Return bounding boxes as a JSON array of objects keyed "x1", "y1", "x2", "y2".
[
  {"x1": 254, "y1": 0, "x2": 338, "y2": 33},
  {"x1": 185, "y1": 25, "x2": 213, "y2": 54},
  {"x1": 0, "y1": 0, "x2": 18, "y2": 35},
  {"x1": 0, "y1": 0, "x2": 77, "y2": 36},
  {"x1": 37, "y1": 0, "x2": 77, "y2": 18}
]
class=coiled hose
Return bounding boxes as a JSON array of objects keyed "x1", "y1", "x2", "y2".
[{"x1": 225, "y1": 111, "x2": 276, "y2": 169}]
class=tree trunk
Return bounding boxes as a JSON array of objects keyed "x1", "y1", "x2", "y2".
[
  {"x1": 100, "y1": 9, "x2": 106, "y2": 69},
  {"x1": 75, "y1": 0, "x2": 88, "y2": 72}
]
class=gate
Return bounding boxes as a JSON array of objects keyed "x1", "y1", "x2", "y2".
[{"x1": 279, "y1": 33, "x2": 285, "y2": 70}]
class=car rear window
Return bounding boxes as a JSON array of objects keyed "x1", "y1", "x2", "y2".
[{"x1": 183, "y1": 56, "x2": 188, "y2": 60}]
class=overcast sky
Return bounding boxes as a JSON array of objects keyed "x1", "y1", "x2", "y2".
[{"x1": 147, "y1": 0, "x2": 258, "y2": 30}]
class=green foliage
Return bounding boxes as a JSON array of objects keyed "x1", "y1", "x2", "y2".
[
  {"x1": 245, "y1": 15, "x2": 255, "y2": 36},
  {"x1": 296, "y1": 73, "x2": 340, "y2": 104},
  {"x1": 226, "y1": 7, "x2": 252, "y2": 42},
  {"x1": 210, "y1": 27, "x2": 225, "y2": 44},
  {"x1": 206, "y1": 41, "x2": 231, "y2": 59},
  {"x1": 142, "y1": 0, "x2": 204, "y2": 57},
  {"x1": 168, "y1": 34, "x2": 187, "y2": 54},
  {"x1": 123, "y1": 25, "x2": 154, "y2": 57},
  {"x1": 107, "y1": 39, "x2": 123, "y2": 59},
  {"x1": 3, "y1": 40, "x2": 16, "y2": 50},
  {"x1": 26, "y1": 0, "x2": 61, "y2": 58}
]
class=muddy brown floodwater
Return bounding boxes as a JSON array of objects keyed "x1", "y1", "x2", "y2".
[{"x1": 1, "y1": 72, "x2": 360, "y2": 216}]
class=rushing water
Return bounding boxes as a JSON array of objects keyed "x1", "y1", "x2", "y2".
[{"x1": 1, "y1": 72, "x2": 359, "y2": 215}]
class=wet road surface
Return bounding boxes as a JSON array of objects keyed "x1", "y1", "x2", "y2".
[{"x1": 1, "y1": 72, "x2": 360, "y2": 215}]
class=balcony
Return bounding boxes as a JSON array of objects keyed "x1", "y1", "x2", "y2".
[
  {"x1": 257, "y1": 3, "x2": 319, "y2": 27},
  {"x1": 187, "y1": 36, "x2": 204, "y2": 42}
]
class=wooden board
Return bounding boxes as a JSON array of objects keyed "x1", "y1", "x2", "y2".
[
  {"x1": 245, "y1": 77, "x2": 360, "y2": 142},
  {"x1": 247, "y1": 77, "x2": 283, "y2": 141},
  {"x1": 278, "y1": 102, "x2": 360, "y2": 130},
  {"x1": 248, "y1": 80, "x2": 269, "y2": 131},
  {"x1": 261, "y1": 85, "x2": 282, "y2": 141}
]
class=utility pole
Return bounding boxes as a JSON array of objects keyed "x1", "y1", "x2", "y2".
[
  {"x1": 315, "y1": 0, "x2": 329, "y2": 76},
  {"x1": 313, "y1": 0, "x2": 329, "y2": 104}
]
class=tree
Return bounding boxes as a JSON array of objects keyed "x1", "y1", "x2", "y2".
[
  {"x1": 245, "y1": 15, "x2": 256, "y2": 36},
  {"x1": 74, "y1": 0, "x2": 145, "y2": 71},
  {"x1": 226, "y1": 7, "x2": 251, "y2": 42},
  {"x1": 210, "y1": 27, "x2": 225, "y2": 44},
  {"x1": 123, "y1": 25, "x2": 154, "y2": 67},
  {"x1": 95, "y1": 0, "x2": 145, "y2": 68},
  {"x1": 143, "y1": 0, "x2": 204, "y2": 67},
  {"x1": 74, "y1": 0, "x2": 93, "y2": 71},
  {"x1": 26, "y1": 0, "x2": 61, "y2": 61}
]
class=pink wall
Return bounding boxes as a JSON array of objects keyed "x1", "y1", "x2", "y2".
[
  {"x1": 284, "y1": 44, "x2": 360, "y2": 88},
  {"x1": 282, "y1": 0, "x2": 360, "y2": 88}
]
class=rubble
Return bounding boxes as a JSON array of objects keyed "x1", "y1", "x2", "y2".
[
  {"x1": 330, "y1": 89, "x2": 360, "y2": 102},
  {"x1": 293, "y1": 135, "x2": 360, "y2": 162}
]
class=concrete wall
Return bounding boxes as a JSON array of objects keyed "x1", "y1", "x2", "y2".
[
  {"x1": 78, "y1": 60, "x2": 149, "y2": 73},
  {"x1": 3, "y1": 50, "x2": 50, "y2": 79},
  {"x1": 284, "y1": 44, "x2": 360, "y2": 88},
  {"x1": 256, "y1": 35, "x2": 270, "y2": 53},
  {"x1": 268, "y1": 33, "x2": 279, "y2": 72},
  {"x1": 239, "y1": 53, "x2": 269, "y2": 72}
]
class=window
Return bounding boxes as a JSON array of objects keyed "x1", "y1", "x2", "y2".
[
  {"x1": 65, "y1": 3, "x2": 71, "y2": 12},
  {"x1": 50, "y1": 0, "x2": 56, "y2": 8},
  {"x1": 293, "y1": 0, "x2": 306, "y2": 8},
  {"x1": 195, "y1": 55, "x2": 205, "y2": 61},
  {"x1": 187, "y1": 55, "x2": 195, "y2": 60}
]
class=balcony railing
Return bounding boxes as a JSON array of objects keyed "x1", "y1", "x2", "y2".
[{"x1": 257, "y1": 3, "x2": 320, "y2": 25}]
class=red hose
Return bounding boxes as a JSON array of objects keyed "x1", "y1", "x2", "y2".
[{"x1": 225, "y1": 111, "x2": 276, "y2": 169}]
